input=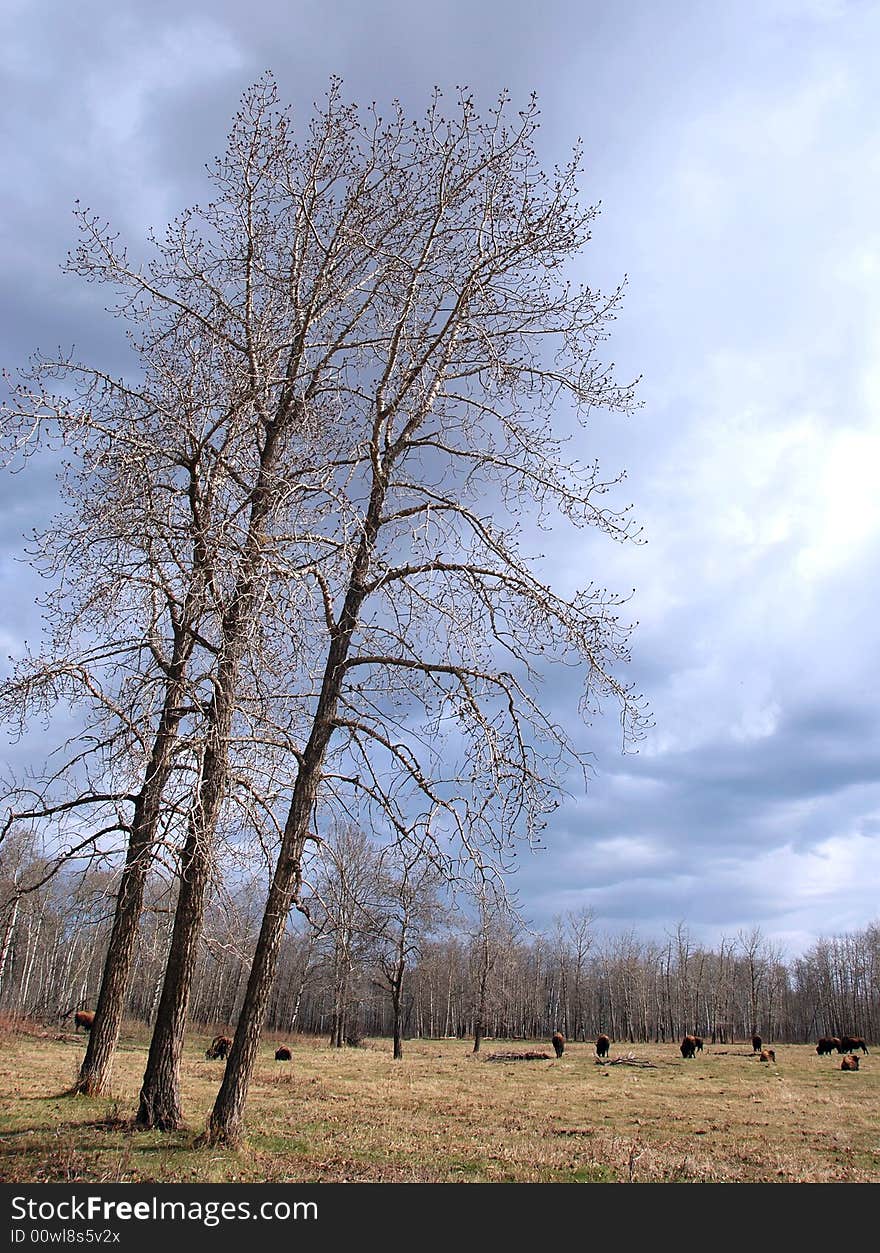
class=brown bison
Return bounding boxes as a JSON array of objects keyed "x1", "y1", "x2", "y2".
[
  {"x1": 274, "y1": 1046, "x2": 292, "y2": 1061},
  {"x1": 759, "y1": 1048, "x2": 776, "y2": 1063},
  {"x1": 680, "y1": 1035, "x2": 698, "y2": 1059},
  {"x1": 841, "y1": 1054, "x2": 860, "y2": 1071},
  {"x1": 551, "y1": 1032, "x2": 565, "y2": 1058},
  {"x1": 205, "y1": 1034, "x2": 233, "y2": 1060},
  {"x1": 596, "y1": 1034, "x2": 611, "y2": 1058},
  {"x1": 74, "y1": 1010, "x2": 95, "y2": 1033},
  {"x1": 816, "y1": 1036, "x2": 840, "y2": 1055},
  {"x1": 751, "y1": 1034, "x2": 762, "y2": 1053},
  {"x1": 838, "y1": 1035, "x2": 869, "y2": 1054}
]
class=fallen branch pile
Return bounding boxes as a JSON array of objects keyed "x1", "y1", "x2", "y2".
[
  {"x1": 484, "y1": 1051, "x2": 551, "y2": 1062},
  {"x1": 596, "y1": 1053, "x2": 658, "y2": 1068}
]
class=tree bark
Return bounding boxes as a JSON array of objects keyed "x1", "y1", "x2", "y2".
[
  {"x1": 135, "y1": 699, "x2": 236, "y2": 1129},
  {"x1": 137, "y1": 422, "x2": 285, "y2": 1129},
  {"x1": 391, "y1": 963, "x2": 405, "y2": 1059},
  {"x1": 135, "y1": 828, "x2": 213, "y2": 1129},
  {"x1": 73, "y1": 690, "x2": 186, "y2": 1096},
  {"x1": 206, "y1": 474, "x2": 386, "y2": 1145}
]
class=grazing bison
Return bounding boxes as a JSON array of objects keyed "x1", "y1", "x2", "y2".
[
  {"x1": 759, "y1": 1048, "x2": 776, "y2": 1063},
  {"x1": 680, "y1": 1035, "x2": 698, "y2": 1059},
  {"x1": 751, "y1": 1034, "x2": 762, "y2": 1053},
  {"x1": 841, "y1": 1054, "x2": 860, "y2": 1071},
  {"x1": 596, "y1": 1034, "x2": 611, "y2": 1059},
  {"x1": 839, "y1": 1035, "x2": 869, "y2": 1054},
  {"x1": 205, "y1": 1034, "x2": 233, "y2": 1060},
  {"x1": 275, "y1": 1046, "x2": 292, "y2": 1061},
  {"x1": 816, "y1": 1036, "x2": 840, "y2": 1056},
  {"x1": 74, "y1": 1010, "x2": 95, "y2": 1033},
  {"x1": 551, "y1": 1032, "x2": 565, "y2": 1058}
]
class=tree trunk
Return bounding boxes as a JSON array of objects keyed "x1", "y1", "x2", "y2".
[
  {"x1": 206, "y1": 472, "x2": 387, "y2": 1146},
  {"x1": 392, "y1": 982, "x2": 403, "y2": 1060},
  {"x1": 472, "y1": 926, "x2": 490, "y2": 1054},
  {"x1": 73, "y1": 833, "x2": 153, "y2": 1095},
  {"x1": 73, "y1": 609, "x2": 197, "y2": 1096},
  {"x1": 207, "y1": 864, "x2": 305, "y2": 1144},
  {"x1": 73, "y1": 772, "x2": 176, "y2": 1094},
  {"x1": 135, "y1": 821, "x2": 214, "y2": 1129},
  {"x1": 0, "y1": 898, "x2": 18, "y2": 1002}
]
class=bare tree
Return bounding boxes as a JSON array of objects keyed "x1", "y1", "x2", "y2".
[
  {"x1": 738, "y1": 926, "x2": 768, "y2": 1041},
  {"x1": 0, "y1": 395, "x2": 224, "y2": 1093},
  {"x1": 373, "y1": 843, "x2": 443, "y2": 1058},
  {"x1": 565, "y1": 907, "x2": 595, "y2": 1041},
  {"x1": 4, "y1": 75, "x2": 379, "y2": 1128},
  {"x1": 308, "y1": 825, "x2": 385, "y2": 1049},
  {"x1": 204, "y1": 80, "x2": 647, "y2": 1145},
  {"x1": 0, "y1": 89, "x2": 339, "y2": 1096},
  {"x1": 2, "y1": 72, "x2": 362, "y2": 1095},
  {"x1": 470, "y1": 889, "x2": 508, "y2": 1054}
]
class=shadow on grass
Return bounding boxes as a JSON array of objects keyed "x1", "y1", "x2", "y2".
[{"x1": 0, "y1": 1110, "x2": 203, "y2": 1148}]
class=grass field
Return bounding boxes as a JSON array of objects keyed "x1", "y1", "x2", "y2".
[{"x1": 0, "y1": 1021, "x2": 877, "y2": 1183}]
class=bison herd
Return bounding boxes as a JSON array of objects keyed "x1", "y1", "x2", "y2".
[
  {"x1": 204, "y1": 1035, "x2": 295, "y2": 1062},
  {"x1": 544, "y1": 1029, "x2": 863, "y2": 1067},
  {"x1": 198, "y1": 1029, "x2": 872, "y2": 1072},
  {"x1": 816, "y1": 1035, "x2": 868, "y2": 1055},
  {"x1": 548, "y1": 1032, "x2": 610, "y2": 1057},
  {"x1": 68, "y1": 1012, "x2": 870, "y2": 1074}
]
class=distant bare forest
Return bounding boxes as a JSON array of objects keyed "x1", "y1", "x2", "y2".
[{"x1": 2, "y1": 829, "x2": 876, "y2": 1047}]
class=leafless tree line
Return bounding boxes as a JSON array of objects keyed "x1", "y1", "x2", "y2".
[
  {"x1": 1, "y1": 77, "x2": 647, "y2": 1144},
  {"x1": 2, "y1": 832, "x2": 877, "y2": 1047}
]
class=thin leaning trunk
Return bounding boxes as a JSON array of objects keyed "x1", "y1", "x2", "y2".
[
  {"x1": 135, "y1": 692, "x2": 238, "y2": 1129},
  {"x1": 206, "y1": 478, "x2": 386, "y2": 1145},
  {"x1": 391, "y1": 963, "x2": 405, "y2": 1060},
  {"x1": 0, "y1": 898, "x2": 18, "y2": 1003},
  {"x1": 134, "y1": 821, "x2": 216, "y2": 1128},
  {"x1": 206, "y1": 789, "x2": 317, "y2": 1143},
  {"x1": 73, "y1": 691, "x2": 187, "y2": 1096}
]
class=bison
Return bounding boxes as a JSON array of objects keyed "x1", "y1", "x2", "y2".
[
  {"x1": 205, "y1": 1034, "x2": 233, "y2": 1060},
  {"x1": 275, "y1": 1046, "x2": 292, "y2": 1061},
  {"x1": 751, "y1": 1034, "x2": 762, "y2": 1053},
  {"x1": 596, "y1": 1034, "x2": 611, "y2": 1059},
  {"x1": 759, "y1": 1047, "x2": 776, "y2": 1063},
  {"x1": 816, "y1": 1036, "x2": 840, "y2": 1056},
  {"x1": 841, "y1": 1054, "x2": 860, "y2": 1071},
  {"x1": 74, "y1": 1010, "x2": 95, "y2": 1033},
  {"x1": 551, "y1": 1032, "x2": 565, "y2": 1059},
  {"x1": 680, "y1": 1035, "x2": 698, "y2": 1059},
  {"x1": 839, "y1": 1035, "x2": 869, "y2": 1054}
]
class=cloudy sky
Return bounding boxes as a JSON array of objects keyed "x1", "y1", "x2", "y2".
[{"x1": 2, "y1": 0, "x2": 879, "y2": 958}]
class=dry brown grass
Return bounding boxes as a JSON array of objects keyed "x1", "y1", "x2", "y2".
[{"x1": 0, "y1": 1030, "x2": 877, "y2": 1183}]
